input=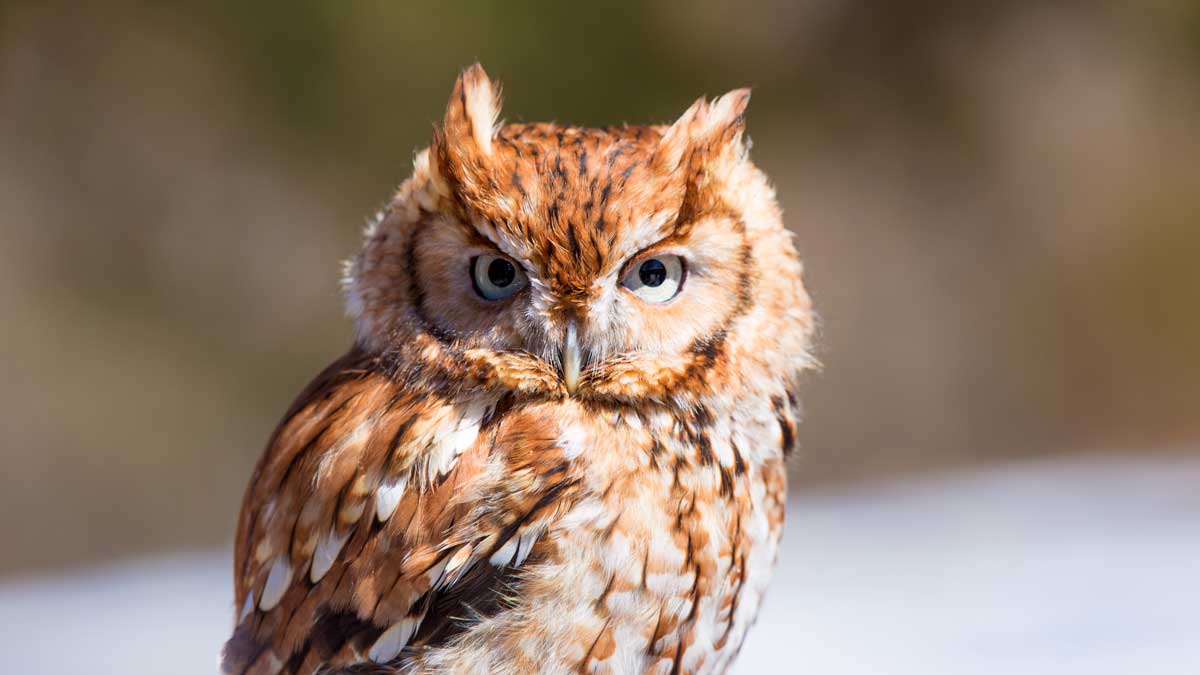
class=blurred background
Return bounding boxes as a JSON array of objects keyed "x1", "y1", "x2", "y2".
[{"x1": 1, "y1": 1, "x2": 1198, "y2": 672}]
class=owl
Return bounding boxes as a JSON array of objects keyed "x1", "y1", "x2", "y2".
[{"x1": 222, "y1": 64, "x2": 814, "y2": 675}]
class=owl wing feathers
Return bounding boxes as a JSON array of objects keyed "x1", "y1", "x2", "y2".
[{"x1": 222, "y1": 350, "x2": 575, "y2": 675}]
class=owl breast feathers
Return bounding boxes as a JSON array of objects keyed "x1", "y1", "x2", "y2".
[{"x1": 223, "y1": 64, "x2": 815, "y2": 675}]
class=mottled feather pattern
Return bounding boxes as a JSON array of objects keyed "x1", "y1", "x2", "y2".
[{"x1": 224, "y1": 64, "x2": 814, "y2": 674}]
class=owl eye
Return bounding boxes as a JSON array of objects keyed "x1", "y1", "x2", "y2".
[
  {"x1": 622, "y1": 255, "x2": 685, "y2": 303},
  {"x1": 470, "y1": 254, "x2": 527, "y2": 301}
]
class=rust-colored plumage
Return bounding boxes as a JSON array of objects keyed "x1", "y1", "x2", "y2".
[{"x1": 223, "y1": 64, "x2": 814, "y2": 675}]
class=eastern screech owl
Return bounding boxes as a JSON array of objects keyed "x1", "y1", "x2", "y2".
[{"x1": 222, "y1": 64, "x2": 814, "y2": 675}]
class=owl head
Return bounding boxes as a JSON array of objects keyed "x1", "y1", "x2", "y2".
[{"x1": 344, "y1": 65, "x2": 813, "y2": 408}]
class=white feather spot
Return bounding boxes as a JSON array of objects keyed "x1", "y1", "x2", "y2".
[
  {"x1": 237, "y1": 591, "x2": 255, "y2": 622},
  {"x1": 310, "y1": 528, "x2": 351, "y2": 583},
  {"x1": 559, "y1": 425, "x2": 588, "y2": 460},
  {"x1": 368, "y1": 615, "x2": 422, "y2": 663},
  {"x1": 258, "y1": 556, "x2": 292, "y2": 611},
  {"x1": 425, "y1": 555, "x2": 452, "y2": 589},
  {"x1": 426, "y1": 416, "x2": 480, "y2": 482},
  {"x1": 513, "y1": 530, "x2": 540, "y2": 567},
  {"x1": 441, "y1": 545, "x2": 475, "y2": 587},
  {"x1": 488, "y1": 536, "x2": 519, "y2": 567},
  {"x1": 375, "y1": 477, "x2": 408, "y2": 523},
  {"x1": 556, "y1": 498, "x2": 606, "y2": 530},
  {"x1": 713, "y1": 438, "x2": 735, "y2": 468},
  {"x1": 489, "y1": 528, "x2": 540, "y2": 567}
]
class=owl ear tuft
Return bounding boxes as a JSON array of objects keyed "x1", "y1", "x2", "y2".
[
  {"x1": 656, "y1": 97, "x2": 707, "y2": 174},
  {"x1": 656, "y1": 88, "x2": 751, "y2": 175},
  {"x1": 442, "y1": 63, "x2": 502, "y2": 157},
  {"x1": 702, "y1": 88, "x2": 751, "y2": 159}
]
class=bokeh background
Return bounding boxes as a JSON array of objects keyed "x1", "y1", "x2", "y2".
[{"x1": 1, "y1": 2, "x2": 1199, "y2": 671}]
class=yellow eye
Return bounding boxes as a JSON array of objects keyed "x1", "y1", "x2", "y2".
[
  {"x1": 471, "y1": 254, "x2": 527, "y2": 301},
  {"x1": 622, "y1": 255, "x2": 685, "y2": 303}
]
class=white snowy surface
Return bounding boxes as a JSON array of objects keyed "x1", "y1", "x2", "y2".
[{"x1": 2, "y1": 455, "x2": 1198, "y2": 674}]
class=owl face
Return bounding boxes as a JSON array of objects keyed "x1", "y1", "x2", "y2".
[{"x1": 345, "y1": 65, "x2": 812, "y2": 406}]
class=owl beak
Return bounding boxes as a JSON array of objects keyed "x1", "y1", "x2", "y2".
[{"x1": 562, "y1": 321, "x2": 582, "y2": 395}]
